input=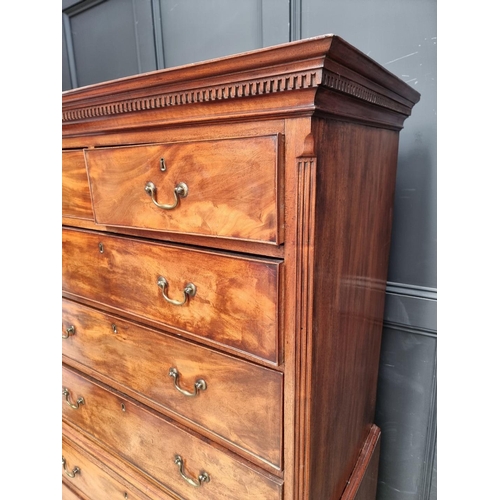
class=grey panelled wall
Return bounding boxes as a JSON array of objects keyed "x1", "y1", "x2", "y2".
[
  {"x1": 157, "y1": 0, "x2": 289, "y2": 68},
  {"x1": 62, "y1": 0, "x2": 289, "y2": 90},
  {"x1": 62, "y1": 2, "x2": 437, "y2": 499},
  {"x1": 62, "y1": 0, "x2": 158, "y2": 89}
]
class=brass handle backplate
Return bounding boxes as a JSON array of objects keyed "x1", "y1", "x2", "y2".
[
  {"x1": 62, "y1": 325, "x2": 75, "y2": 339},
  {"x1": 174, "y1": 455, "x2": 210, "y2": 488},
  {"x1": 62, "y1": 457, "x2": 80, "y2": 478},
  {"x1": 157, "y1": 276, "x2": 196, "y2": 306},
  {"x1": 145, "y1": 181, "x2": 188, "y2": 210},
  {"x1": 169, "y1": 367, "x2": 207, "y2": 397},
  {"x1": 62, "y1": 388, "x2": 85, "y2": 410}
]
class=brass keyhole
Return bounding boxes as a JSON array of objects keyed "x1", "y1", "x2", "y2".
[
  {"x1": 160, "y1": 158, "x2": 166, "y2": 172},
  {"x1": 98, "y1": 242, "x2": 104, "y2": 253}
]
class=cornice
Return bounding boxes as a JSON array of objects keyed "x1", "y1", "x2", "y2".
[
  {"x1": 62, "y1": 35, "x2": 419, "y2": 128},
  {"x1": 62, "y1": 68, "x2": 323, "y2": 123},
  {"x1": 62, "y1": 68, "x2": 411, "y2": 124},
  {"x1": 320, "y1": 70, "x2": 411, "y2": 115}
]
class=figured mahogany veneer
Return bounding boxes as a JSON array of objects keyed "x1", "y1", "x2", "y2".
[
  {"x1": 62, "y1": 366, "x2": 283, "y2": 500},
  {"x1": 62, "y1": 35, "x2": 419, "y2": 499},
  {"x1": 62, "y1": 436, "x2": 153, "y2": 500},
  {"x1": 62, "y1": 228, "x2": 281, "y2": 364},
  {"x1": 62, "y1": 151, "x2": 94, "y2": 220},
  {"x1": 62, "y1": 299, "x2": 283, "y2": 469},
  {"x1": 85, "y1": 135, "x2": 283, "y2": 244}
]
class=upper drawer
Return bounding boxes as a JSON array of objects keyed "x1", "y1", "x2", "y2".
[
  {"x1": 62, "y1": 228, "x2": 281, "y2": 365},
  {"x1": 85, "y1": 135, "x2": 283, "y2": 244},
  {"x1": 62, "y1": 150, "x2": 94, "y2": 220}
]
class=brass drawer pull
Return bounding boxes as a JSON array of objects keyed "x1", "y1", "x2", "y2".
[
  {"x1": 62, "y1": 325, "x2": 75, "y2": 339},
  {"x1": 62, "y1": 388, "x2": 85, "y2": 409},
  {"x1": 169, "y1": 367, "x2": 207, "y2": 397},
  {"x1": 174, "y1": 455, "x2": 210, "y2": 487},
  {"x1": 144, "y1": 181, "x2": 188, "y2": 210},
  {"x1": 62, "y1": 457, "x2": 80, "y2": 478},
  {"x1": 157, "y1": 276, "x2": 196, "y2": 306}
]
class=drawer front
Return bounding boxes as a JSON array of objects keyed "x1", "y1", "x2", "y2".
[
  {"x1": 85, "y1": 135, "x2": 282, "y2": 244},
  {"x1": 62, "y1": 437, "x2": 152, "y2": 500},
  {"x1": 62, "y1": 483, "x2": 83, "y2": 500},
  {"x1": 63, "y1": 151, "x2": 94, "y2": 219},
  {"x1": 62, "y1": 228, "x2": 280, "y2": 364},
  {"x1": 62, "y1": 366, "x2": 283, "y2": 500},
  {"x1": 62, "y1": 299, "x2": 283, "y2": 469}
]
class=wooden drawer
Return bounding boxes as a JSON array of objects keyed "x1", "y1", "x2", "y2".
[
  {"x1": 85, "y1": 135, "x2": 283, "y2": 244},
  {"x1": 63, "y1": 150, "x2": 94, "y2": 220},
  {"x1": 62, "y1": 366, "x2": 283, "y2": 500},
  {"x1": 62, "y1": 436, "x2": 153, "y2": 500},
  {"x1": 62, "y1": 299, "x2": 283, "y2": 469},
  {"x1": 62, "y1": 228, "x2": 281, "y2": 364}
]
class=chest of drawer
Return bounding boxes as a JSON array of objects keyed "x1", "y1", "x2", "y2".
[
  {"x1": 62, "y1": 228, "x2": 281, "y2": 364},
  {"x1": 62, "y1": 299, "x2": 283, "y2": 469},
  {"x1": 62, "y1": 150, "x2": 94, "y2": 220},
  {"x1": 62, "y1": 366, "x2": 283, "y2": 500},
  {"x1": 85, "y1": 135, "x2": 283, "y2": 244}
]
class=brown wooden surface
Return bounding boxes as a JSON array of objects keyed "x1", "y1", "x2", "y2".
[
  {"x1": 62, "y1": 228, "x2": 281, "y2": 364},
  {"x1": 62, "y1": 366, "x2": 283, "y2": 500},
  {"x1": 64, "y1": 421, "x2": 181, "y2": 500},
  {"x1": 85, "y1": 135, "x2": 283, "y2": 244},
  {"x1": 62, "y1": 35, "x2": 419, "y2": 137},
  {"x1": 62, "y1": 151, "x2": 94, "y2": 220},
  {"x1": 62, "y1": 483, "x2": 84, "y2": 500},
  {"x1": 62, "y1": 299, "x2": 283, "y2": 470},
  {"x1": 63, "y1": 436, "x2": 153, "y2": 500},
  {"x1": 62, "y1": 216, "x2": 285, "y2": 259},
  {"x1": 307, "y1": 118, "x2": 399, "y2": 499},
  {"x1": 341, "y1": 425, "x2": 381, "y2": 500}
]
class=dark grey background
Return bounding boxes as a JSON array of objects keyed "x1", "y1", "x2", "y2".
[{"x1": 63, "y1": 1, "x2": 437, "y2": 498}]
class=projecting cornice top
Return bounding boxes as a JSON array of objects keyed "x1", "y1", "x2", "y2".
[{"x1": 62, "y1": 34, "x2": 420, "y2": 133}]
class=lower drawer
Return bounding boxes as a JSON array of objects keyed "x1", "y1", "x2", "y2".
[
  {"x1": 62, "y1": 365, "x2": 283, "y2": 500},
  {"x1": 62, "y1": 299, "x2": 283, "y2": 469},
  {"x1": 62, "y1": 436, "x2": 153, "y2": 500}
]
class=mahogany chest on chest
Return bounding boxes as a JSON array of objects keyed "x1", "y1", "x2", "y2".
[{"x1": 62, "y1": 35, "x2": 419, "y2": 499}]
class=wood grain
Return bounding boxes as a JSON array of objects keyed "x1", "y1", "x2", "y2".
[
  {"x1": 62, "y1": 228, "x2": 281, "y2": 364},
  {"x1": 62, "y1": 151, "x2": 94, "y2": 220},
  {"x1": 62, "y1": 482, "x2": 84, "y2": 500},
  {"x1": 62, "y1": 216, "x2": 285, "y2": 259},
  {"x1": 62, "y1": 299, "x2": 283, "y2": 469},
  {"x1": 64, "y1": 422, "x2": 182, "y2": 500},
  {"x1": 306, "y1": 118, "x2": 400, "y2": 499},
  {"x1": 85, "y1": 135, "x2": 283, "y2": 244},
  {"x1": 63, "y1": 436, "x2": 153, "y2": 500},
  {"x1": 62, "y1": 366, "x2": 283, "y2": 500},
  {"x1": 341, "y1": 425, "x2": 381, "y2": 500}
]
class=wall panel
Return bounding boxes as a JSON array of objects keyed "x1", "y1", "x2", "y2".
[
  {"x1": 158, "y1": 0, "x2": 289, "y2": 68},
  {"x1": 62, "y1": 0, "x2": 157, "y2": 88}
]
